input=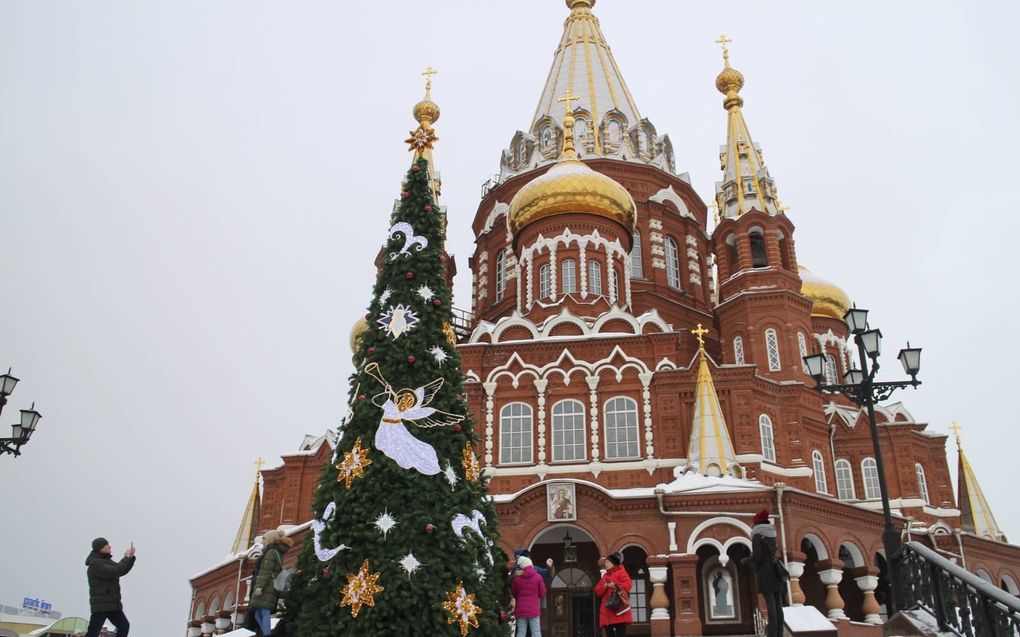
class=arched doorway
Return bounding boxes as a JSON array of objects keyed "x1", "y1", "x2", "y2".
[
  {"x1": 531, "y1": 525, "x2": 599, "y2": 637},
  {"x1": 696, "y1": 543, "x2": 755, "y2": 635}
]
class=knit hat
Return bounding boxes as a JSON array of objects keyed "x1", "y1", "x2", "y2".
[
  {"x1": 752, "y1": 509, "x2": 771, "y2": 525},
  {"x1": 91, "y1": 537, "x2": 109, "y2": 552},
  {"x1": 517, "y1": 556, "x2": 533, "y2": 569},
  {"x1": 607, "y1": 552, "x2": 624, "y2": 566},
  {"x1": 263, "y1": 530, "x2": 283, "y2": 544}
]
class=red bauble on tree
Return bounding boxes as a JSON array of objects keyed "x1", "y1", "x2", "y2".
[
  {"x1": 453, "y1": 423, "x2": 462, "y2": 433},
  {"x1": 423, "y1": 204, "x2": 432, "y2": 213},
  {"x1": 411, "y1": 164, "x2": 420, "y2": 172},
  {"x1": 407, "y1": 355, "x2": 416, "y2": 364},
  {"x1": 406, "y1": 272, "x2": 414, "y2": 280},
  {"x1": 321, "y1": 568, "x2": 330, "y2": 577},
  {"x1": 358, "y1": 394, "x2": 367, "y2": 401},
  {"x1": 367, "y1": 346, "x2": 376, "y2": 355},
  {"x1": 432, "y1": 298, "x2": 442, "y2": 307},
  {"x1": 439, "y1": 254, "x2": 447, "y2": 263},
  {"x1": 401, "y1": 191, "x2": 410, "y2": 199},
  {"x1": 424, "y1": 523, "x2": 436, "y2": 534}
]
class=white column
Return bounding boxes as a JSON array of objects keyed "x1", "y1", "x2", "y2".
[
  {"x1": 483, "y1": 381, "x2": 497, "y2": 467},
  {"x1": 818, "y1": 568, "x2": 847, "y2": 620},
  {"x1": 215, "y1": 618, "x2": 231, "y2": 634},
  {"x1": 200, "y1": 623, "x2": 215, "y2": 637},
  {"x1": 648, "y1": 566, "x2": 670, "y2": 621},
  {"x1": 579, "y1": 242, "x2": 588, "y2": 298},
  {"x1": 639, "y1": 371, "x2": 654, "y2": 459},
  {"x1": 525, "y1": 255, "x2": 534, "y2": 310},
  {"x1": 855, "y1": 574, "x2": 882, "y2": 624},
  {"x1": 515, "y1": 256, "x2": 524, "y2": 312},
  {"x1": 667, "y1": 521, "x2": 678, "y2": 552},
  {"x1": 586, "y1": 375, "x2": 600, "y2": 462},
  {"x1": 787, "y1": 561, "x2": 805, "y2": 606},
  {"x1": 608, "y1": 250, "x2": 618, "y2": 305},
  {"x1": 534, "y1": 378, "x2": 548, "y2": 465},
  {"x1": 188, "y1": 628, "x2": 202, "y2": 637}
]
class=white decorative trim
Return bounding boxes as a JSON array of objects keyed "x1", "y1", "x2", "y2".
[
  {"x1": 649, "y1": 185, "x2": 694, "y2": 219},
  {"x1": 648, "y1": 219, "x2": 663, "y2": 230},
  {"x1": 534, "y1": 379, "x2": 548, "y2": 464},
  {"x1": 484, "y1": 457, "x2": 683, "y2": 479},
  {"x1": 468, "y1": 306, "x2": 672, "y2": 344},
  {"x1": 479, "y1": 201, "x2": 509, "y2": 236},
  {"x1": 483, "y1": 382, "x2": 497, "y2": 468},
  {"x1": 687, "y1": 516, "x2": 752, "y2": 554},
  {"x1": 587, "y1": 375, "x2": 601, "y2": 463},
  {"x1": 483, "y1": 344, "x2": 652, "y2": 393},
  {"x1": 639, "y1": 372, "x2": 654, "y2": 460}
]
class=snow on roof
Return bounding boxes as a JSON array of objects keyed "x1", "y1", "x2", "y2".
[
  {"x1": 783, "y1": 605, "x2": 837, "y2": 632},
  {"x1": 490, "y1": 471, "x2": 768, "y2": 504}
]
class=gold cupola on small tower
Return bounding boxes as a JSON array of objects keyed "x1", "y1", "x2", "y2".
[{"x1": 507, "y1": 90, "x2": 636, "y2": 237}]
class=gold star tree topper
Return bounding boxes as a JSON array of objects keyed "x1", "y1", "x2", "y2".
[
  {"x1": 442, "y1": 581, "x2": 482, "y2": 636},
  {"x1": 340, "y1": 559, "x2": 384, "y2": 618},
  {"x1": 462, "y1": 442, "x2": 481, "y2": 483},
  {"x1": 336, "y1": 437, "x2": 372, "y2": 489}
]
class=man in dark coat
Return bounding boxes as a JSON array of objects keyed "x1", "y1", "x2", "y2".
[
  {"x1": 742, "y1": 510, "x2": 786, "y2": 637},
  {"x1": 85, "y1": 537, "x2": 136, "y2": 637}
]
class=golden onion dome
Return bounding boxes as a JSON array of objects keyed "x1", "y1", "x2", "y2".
[
  {"x1": 799, "y1": 266, "x2": 852, "y2": 321},
  {"x1": 413, "y1": 98, "x2": 440, "y2": 127},
  {"x1": 507, "y1": 159, "x2": 636, "y2": 236},
  {"x1": 349, "y1": 316, "x2": 369, "y2": 354},
  {"x1": 715, "y1": 66, "x2": 744, "y2": 96},
  {"x1": 566, "y1": 0, "x2": 594, "y2": 8}
]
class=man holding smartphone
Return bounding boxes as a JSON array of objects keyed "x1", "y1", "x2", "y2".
[{"x1": 85, "y1": 537, "x2": 136, "y2": 637}]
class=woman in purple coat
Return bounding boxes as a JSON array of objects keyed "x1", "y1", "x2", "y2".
[{"x1": 510, "y1": 556, "x2": 547, "y2": 637}]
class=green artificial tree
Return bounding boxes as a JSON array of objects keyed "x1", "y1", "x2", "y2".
[{"x1": 278, "y1": 77, "x2": 506, "y2": 637}]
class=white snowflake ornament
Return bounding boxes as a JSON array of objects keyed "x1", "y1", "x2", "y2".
[
  {"x1": 416, "y1": 285, "x2": 436, "y2": 302},
  {"x1": 374, "y1": 510, "x2": 397, "y2": 538},
  {"x1": 429, "y1": 345, "x2": 449, "y2": 366},
  {"x1": 378, "y1": 304, "x2": 420, "y2": 339},
  {"x1": 399, "y1": 552, "x2": 421, "y2": 575}
]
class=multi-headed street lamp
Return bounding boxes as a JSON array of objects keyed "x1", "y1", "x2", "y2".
[
  {"x1": 0, "y1": 368, "x2": 42, "y2": 457},
  {"x1": 802, "y1": 308, "x2": 922, "y2": 615}
]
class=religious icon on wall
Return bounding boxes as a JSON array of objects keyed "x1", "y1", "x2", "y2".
[
  {"x1": 707, "y1": 566, "x2": 736, "y2": 619},
  {"x1": 546, "y1": 483, "x2": 576, "y2": 521}
]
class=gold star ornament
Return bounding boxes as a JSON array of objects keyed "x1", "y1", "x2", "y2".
[
  {"x1": 443, "y1": 322, "x2": 458, "y2": 348},
  {"x1": 406, "y1": 126, "x2": 438, "y2": 153},
  {"x1": 442, "y1": 581, "x2": 482, "y2": 636},
  {"x1": 340, "y1": 559, "x2": 384, "y2": 618},
  {"x1": 336, "y1": 437, "x2": 372, "y2": 489},
  {"x1": 462, "y1": 442, "x2": 480, "y2": 483}
]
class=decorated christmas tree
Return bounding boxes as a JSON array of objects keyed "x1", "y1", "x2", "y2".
[{"x1": 278, "y1": 70, "x2": 505, "y2": 637}]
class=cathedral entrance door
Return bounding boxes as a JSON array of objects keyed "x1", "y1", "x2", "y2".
[{"x1": 547, "y1": 567, "x2": 598, "y2": 637}]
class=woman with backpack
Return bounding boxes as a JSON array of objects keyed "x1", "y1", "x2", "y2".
[
  {"x1": 742, "y1": 509, "x2": 786, "y2": 637},
  {"x1": 594, "y1": 551, "x2": 632, "y2": 637},
  {"x1": 250, "y1": 529, "x2": 293, "y2": 636}
]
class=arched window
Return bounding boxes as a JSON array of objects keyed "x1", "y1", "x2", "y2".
[
  {"x1": 611, "y1": 267, "x2": 620, "y2": 301},
  {"x1": 499, "y1": 403, "x2": 533, "y2": 464},
  {"x1": 630, "y1": 231, "x2": 643, "y2": 279},
  {"x1": 539, "y1": 263, "x2": 551, "y2": 299},
  {"x1": 835, "y1": 460, "x2": 856, "y2": 501},
  {"x1": 193, "y1": 602, "x2": 206, "y2": 620},
  {"x1": 541, "y1": 125, "x2": 553, "y2": 150},
  {"x1": 916, "y1": 463, "x2": 930, "y2": 505},
  {"x1": 759, "y1": 415, "x2": 776, "y2": 463},
  {"x1": 861, "y1": 458, "x2": 881, "y2": 500},
  {"x1": 749, "y1": 229, "x2": 768, "y2": 267},
  {"x1": 209, "y1": 596, "x2": 221, "y2": 615},
  {"x1": 561, "y1": 259, "x2": 577, "y2": 294},
  {"x1": 574, "y1": 118, "x2": 588, "y2": 143},
  {"x1": 224, "y1": 591, "x2": 235, "y2": 610},
  {"x1": 824, "y1": 354, "x2": 838, "y2": 385},
  {"x1": 798, "y1": 332, "x2": 809, "y2": 373},
  {"x1": 551, "y1": 400, "x2": 586, "y2": 462},
  {"x1": 765, "y1": 328, "x2": 782, "y2": 371},
  {"x1": 588, "y1": 261, "x2": 602, "y2": 295},
  {"x1": 665, "y1": 237, "x2": 681, "y2": 288},
  {"x1": 604, "y1": 397, "x2": 640, "y2": 460},
  {"x1": 812, "y1": 450, "x2": 828, "y2": 494},
  {"x1": 495, "y1": 249, "x2": 507, "y2": 301},
  {"x1": 734, "y1": 336, "x2": 745, "y2": 365}
]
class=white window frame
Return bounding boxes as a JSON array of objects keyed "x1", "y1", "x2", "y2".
[
  {"x1": 561, "y1": 259, "x2": 577, "y2": 294},
  {"x1": 665, "y1": 237, "x2": 681, "y2": 288},
  {"x1": 630, "y1": 231, "x2": 643, "y2": 279},
  {"x1": 588, "y1": 261, "x2": 602, "y2": 295},
  {"x1": 734, "y1": 336, "x2": 745, "y2": 365},
  {"x1": 611, "y1": 267, "x2": 620, "y2": 301},
  {"x1": 499, "y1": 403, "x2": 533, "y2": 465},
  {"x1": 551, "y1": 399, "x2": 586, "y2": 462},
  {"x1": 916, "y1": 463, "x2": 930, "y2": 505},
  {"x1": 812, "y1": 450, "x2": 828, "y2": 494},
  {"x1": 604, "y1": 396, "x2": 640, "y2": 460},
  {"x1": 824, "y1": 354, "x2": 838, "y2": 385},
  {"x1": 765, "y1": 328, "x2": 782, "y2": 371},
  {"x1": 835, "y1": 459, "x2": 856, "y2": 501},
  {"x1": 495, "y1": 249, "x2": 507, "y2": 301},
  {"x1": 759, "y1": 414, "x2": 776, "y2": 463},
  {"x1": 798, "y1": 332, "x2": 809, "y2": 373},
  {"x1": 861, "y1": 457, "x2": 881, "y2": 500},
  {"x1": 539, "y1": 263, "x2": 551, "y2": 299}
]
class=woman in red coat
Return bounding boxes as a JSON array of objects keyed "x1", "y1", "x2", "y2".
[{"x1": 594, "y1": 552, "x2": 633, "y2": 636}]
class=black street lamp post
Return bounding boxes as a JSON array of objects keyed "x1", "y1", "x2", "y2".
[
  {"x1": 0, "y1": 368, "x2": 42, "y2": 457},
  {"x1": 802, "y1": 308, "x2": 922, "y2": 616}
]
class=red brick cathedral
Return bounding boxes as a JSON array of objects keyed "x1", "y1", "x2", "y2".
[{"x1": 188, "y1": 1, "x2": 1019, "y2": 635}]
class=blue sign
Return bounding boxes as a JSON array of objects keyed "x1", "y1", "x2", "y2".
[{"x1": 22, "y1": 597, "x2": 52, "y2": 612}]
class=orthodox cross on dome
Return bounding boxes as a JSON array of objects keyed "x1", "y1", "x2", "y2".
[
  {"x1": 715, "y1": 34, "x2": 733, "y2": 65},
  {"x1": 556, "y1": 89, "x2": 580, "y2": 160},
  {"x1": 422, "y1": 65, "x2": 437, "y2": 96},
  {"x1": 949, "y1": 421, "x2": 963, "y2": 447},
  {"x1": 255, "y1": 456, "x2": 265, "y2": 476},
  {"x1": 691, "y1": 323, "x2": 710, "y2": 349},
  {"x1": 557, "y1": 88, "x2": 580, "y2": 116}
]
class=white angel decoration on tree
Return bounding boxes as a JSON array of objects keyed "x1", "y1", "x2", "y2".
[{"x1": 364, "y1": 362, "x2": 464, "y2": 476}]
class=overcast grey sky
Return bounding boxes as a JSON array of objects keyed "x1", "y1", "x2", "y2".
[{"x1": 2, "y1": 1, "x2": 1018, "y2": 633}]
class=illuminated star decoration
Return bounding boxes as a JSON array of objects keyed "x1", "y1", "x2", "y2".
[
  {"x1": 416, "y1": 284, "x2": 435, "y2": 302},
  {"x1": 378, "y1": 304, "x2": 420, "y2": 339},
  {"x1": 444, "y1": 462, "x2": 459, "y2": 488},
  {"x1": 374, "y1": 510, "x2": 397, "y2": 538},
  {"x1": 429, "y1": 345, "x2": 449, "y2": 367},
  {"x1": 442, "y1": 581, "x2": 482, "y2": 637},
  {"x1": 406, "y1": 126, "x2": 438, "y2": 153},
  {"x1": 443, "y1": 322, "x2": 458, "y2": 347},
  {"x1": 462, "y1": 443, "x2": 481, "y2": 483},
  {"x1": 336, "y1": 438, "x2": 372, "y2": 489},
  {"x1": 399, "y1": 552, "x2": 421, "y2": 576},
  {"x1": 340, "y1": 560, "x2": 384, "y2": 618}
]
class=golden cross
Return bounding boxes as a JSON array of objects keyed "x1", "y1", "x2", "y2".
[
  {"x1": 422, "y1": 66, "x2": 437, "y2": 92},
  {"x1": 691, "y1": 323, "x2": 710, "y2": 348},
  {"x1": 557, "y1": 88, "x2": 579, "y2": 117},
  {"x1": 715, "y1": 34, "x2": 732, "y2": 59},
  {"x1": 255, "y1": 456, "x2": 266, "y2": 475},
  {"x1": 948, "y1": 421, "x2": 963, "y2": 446}
]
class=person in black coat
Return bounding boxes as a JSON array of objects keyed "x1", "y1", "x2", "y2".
[
  {"x1": 742, "y1": 510, "x2": 785, "y2": 637},
  {"x1": 85, "y1": 537, "x2": 136, "y2": 637}
]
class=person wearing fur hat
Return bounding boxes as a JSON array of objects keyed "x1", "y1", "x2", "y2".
[
  {"x1": 594, "y1": 551, "x2": 632, "y2": 636},
  {"x1": 742, "y1": 510, "x2": 786, "y2": 637},
  {"x1": 510, "y1": 555, "x2": 547, "y2": 637},
  {"x1": 250, "y1": 528, "x2": 294, "y2": 636},
  {"x1": 84, "y1": 537, "x2": 136, "y2": 637}
]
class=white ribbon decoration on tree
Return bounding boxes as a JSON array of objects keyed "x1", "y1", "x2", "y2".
[
  {"x1": 387, "y1": 222, "x2": 428, "y2": 261},
  {"x1": 451, "y1": 510, "x2": 494, "y2": 564},
  {"x1": 311, "y1": 502, "x2": 350, "y2": 562}
]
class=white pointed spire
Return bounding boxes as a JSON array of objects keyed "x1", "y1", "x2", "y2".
[
  {"x1": 231, "y1": 458, "x2": 263, "y2": 554},
  {"x1": 686, "y1": 324, "x2": 739, "y2": 476},
  {"x1": 953, "y1": 423, "x2": 1007, "y2": 543}
]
